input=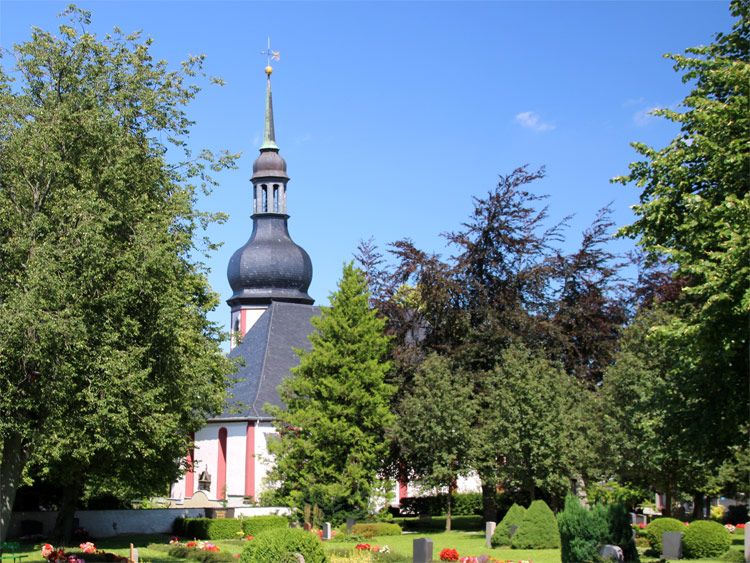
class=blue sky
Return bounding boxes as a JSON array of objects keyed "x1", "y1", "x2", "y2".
[{"x1": 1, "y1": 1, "x2": 734, "y2": 337}]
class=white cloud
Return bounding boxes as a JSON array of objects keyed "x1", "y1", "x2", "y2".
[
  {"x1": 633, "y1": 106, "x2": 661, "y2": 127},
  {"x1": 622, "y1": 96, "x2": 646, "y2": 108},
  {"x1": 515, "y1": 111, "x2": 555, "y2": 132}
]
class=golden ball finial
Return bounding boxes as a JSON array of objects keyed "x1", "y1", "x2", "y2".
[{"x1": 265, "y1": 65, "x2": 273, "y2": 76}]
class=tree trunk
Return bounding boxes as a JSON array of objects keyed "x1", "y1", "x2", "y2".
[
  {"x1": 445, "y1": 492, "x2": 452, "y2": 532},
  {"x1": 692, "y1": 493, "x2": 704, "y2": 520},
  {"x1": 0, "y1": 432, "x2": 31, "y2": 543},
  {"x1": 481, "y1": 481, "x2": 497, "y2": 523},
  {"x1": 663, "y1": 489, "x2": 673, "y2": 518},
  {"x1": 53, "y1": 480, "x2": 83, "y2": 544}
]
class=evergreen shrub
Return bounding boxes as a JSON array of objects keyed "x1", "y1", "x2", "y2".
[
  {"x1": 603, "y1": 502, "x2": 639, "y2": 562},
  {"x1": 491, "y1": 503, "x2": 526, "y2": 547},
  {"x1": 645, "y1": 518, "x2": 685, "y2": 554},
  {"x1": 512, "y1": 500, "x2": 561, "y2": 549},
  {"x1": 350, "y1": 523, "x2": 402, "y2": 538},
  {"x1": 182, "y1": 518, "x2": 243, "y2": 539},
  {"x1": 682, "y1": 520, "x2": 731, "y2": 559},
  {"x1": 240, "y1": 528, "x2": 327, "y2": 563},
  {"x1": 557, "y1": 495, "x2": 608, "y2": 563},
  {"x1": 240, "y1": 515, "x2": 288, "y2": 536}
]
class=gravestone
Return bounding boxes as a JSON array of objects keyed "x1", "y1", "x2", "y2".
[
  {"x1": 413, "y1": 538, "x2": 433, "y2": 563},
  {"x1": 509, "y1": 524, "x2": 519, "y2": 538},
  {"x1": 662, "y1": 531, "x2": 683, "y2": 560},
  {"x1": 485, "y1": 521, "x2": 496, "y2": 548},
  {"x1": 322, "y1": 522, "x2": 332, "y2": 541},
  {"x1": 346, "y1": 518, "x2": 355, "y2": 535},
  {"x1": 599, "y1": 544, "x2": 624, "y2": 562},
  {"x1": 744, "y1": 521, "x2": 749, "y2": 563}
]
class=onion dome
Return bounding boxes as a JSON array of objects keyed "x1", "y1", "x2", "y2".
[{"x1": 226, "y1": 64, "x2": 314, "y2": 307}]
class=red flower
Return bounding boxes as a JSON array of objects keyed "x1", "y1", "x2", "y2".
[
  {"x1": 186, "y1": 542, "x2": 198, "y2": 549},
  {"x1": 738, "y1": 523, "x2": 746, "y2": 529},
  {"x1": 355, "y1": 543, "x2": 371, "y2": 551},
  {"x1": 440, "y1": 548, "x2": 460, "y2": 561}
]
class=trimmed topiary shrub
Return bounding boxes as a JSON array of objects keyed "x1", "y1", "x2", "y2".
[
  {"x1": 558, "y1": 495, "x2": 608, "y2": 563},
  {"x1": 240, "y1": 515, "x2": 289, "y2": 536},
  {"x1": 350, "y1": 523, "x2": 402, "y2": 538},
  {"x1": 683, "y1": 520, "x2": 731, "y2": 559},
  {"x1": 240, "y1": 528, "x2": 327, "y2": 563},
  {"x1": 491, "y1": 503, "x2": 526, "y2": 547},
  {"x1": 645, "y1": 517, "x2": 685, "y2": 554},
  {"x1": 183, "y1": 518, "x2": 243, "y2": 539},
  {"x1": 512, "y1": 500, "x2": 561, "y2": 549}
]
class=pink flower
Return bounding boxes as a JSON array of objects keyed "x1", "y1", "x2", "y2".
[
  {"x1": 41, "y1": 545, "x2": 54, "y2": 559},
  {"x1": 79, "y1": 543, "x2": 96, "y2": 555}
]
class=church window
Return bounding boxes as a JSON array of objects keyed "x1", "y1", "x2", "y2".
[
  {"x1": 261, "y1": 185, "x2": 268, "y2": 212},
  {"x1": 217, "y1": 427, "x2": 228, "y2": 499},
  {"x1": 253, "y1": 186, "x2": 257, "y2": 213},
  {"x1": 273, "y1": 184, "x2": 279, "y2": 212}
]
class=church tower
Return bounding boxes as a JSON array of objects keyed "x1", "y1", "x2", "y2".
[{"x1": 226, "y1": 65, "x2": 313, "y2": 349}]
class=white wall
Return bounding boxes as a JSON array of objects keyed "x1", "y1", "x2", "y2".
[
  {"x1": 9, "y1": 509, "x2": 205, "y2": 539},
  {"x1": 254, "y1": 422, "x2": 278, "y2": 495}
]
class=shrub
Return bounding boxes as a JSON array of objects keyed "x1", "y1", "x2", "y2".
[
  {"x1": 511, "y1": 500, "x2": 561, "y2": 549},
  {"x1": 350, "y1": 523, "x2": 402, "y2": 538},
  {"x1": 491, "y1": 503, "x2": 526, "y2": 547},
  {"x1": 240, "y1": 515, "x2": 288, "y2": 536},
  {"x1": 240, "y1": 528, "x2": 327, "y2": 563},
  {"x1": 602, "y1": 502, "x2": 639, "y2": 562},
  {"x1": 168, "y1": 546, "x2": 235, "y2": 563},
  {"x1": 182, "y1": 518, "x2": 243, "y2": 540},
  {"x1": 392, "y1": 515, "x2": 482, "y2": 532},
  {"x1": 398, "y1": 493, "x2": 484, "y2": 516},
  {"x1": 558, "y1": 495, "x2": 608, "y2": 563},
  {"x1": 683, "y1": 520, "x2": 731, "y2": 559},
  {"x1": 645, "y1": 517, "x2": 685, "y2": 554}
]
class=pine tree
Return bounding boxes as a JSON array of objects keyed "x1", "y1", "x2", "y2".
[{"x1": 266, "y1": 263, "x2": 394, "y2": 523}]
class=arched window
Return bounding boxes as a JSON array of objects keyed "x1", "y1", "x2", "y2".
[{"x1": 217, "y1": 427, "x2": 228, "y2": 500}]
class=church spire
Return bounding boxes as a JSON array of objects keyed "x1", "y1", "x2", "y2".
[{"x1": 260, "y1": 66, "x2": 278, "y2": 151}]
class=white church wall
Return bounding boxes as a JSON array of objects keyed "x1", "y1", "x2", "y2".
[
  {"x1": 254, "y1": 422, "x2": 278, "y2": 494},
  {"x1": 224, "y1": 422, "x2": 248, "y2": 498}
]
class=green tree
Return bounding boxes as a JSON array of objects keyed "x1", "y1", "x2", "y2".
[
  {"x1": 482, "y1": 344, "x2": 592, "y2": 506},
  {"x1": 266, "y1": 263, "x2": 394, "y2": 524},
  {"x1": 0, "y1": 7, "x2": 236, "y2": 541},
  {"x1": 614, "y1": 0, "x2": 749, "y2": 476},
  {"x1": 395, "y1": 354, "x2": 475, "y2": 531}
]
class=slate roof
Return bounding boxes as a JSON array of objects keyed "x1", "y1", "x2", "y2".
[{"x1": 216, "y1": 301, "x2": 319, "y2": 420}]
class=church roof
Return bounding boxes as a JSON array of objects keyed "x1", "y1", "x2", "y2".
[{"x1": 219, "y1": 301, "x2": 318, "y2": 420}]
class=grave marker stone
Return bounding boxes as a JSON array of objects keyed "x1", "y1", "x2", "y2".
[
  {"x1": 322, "y1": 522, "x2": 332, "y2": 541},
  {"x1": 346, "y1": 518, "x2": 355, "y2": 535},
  {"x1": 662, "y1": 531, "x2": 683, "y2": 560},
  {"x1": 485, "y1": 521, "x2": 496, "y2": 548},
  {"x1": 413, "y1": 538, "x2": 433, "y2": 563},
  {"x1": 744, "y1": 521, "x2": 749, "y2": 563}
]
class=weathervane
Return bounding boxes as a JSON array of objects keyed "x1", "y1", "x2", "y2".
[{"x1": 260, "y1": 37, "x2": 280, "y2": 76}]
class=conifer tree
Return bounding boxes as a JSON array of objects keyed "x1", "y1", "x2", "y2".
[{"x1": 266, "y1": 263, "x2": 394, "y2": 523}]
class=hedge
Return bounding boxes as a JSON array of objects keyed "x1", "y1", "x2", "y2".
[
  {"x1": 349, "y1": 523, "x2": 402, "y2": 538},
  {"x1": 682, "y1": 520, "x2": 731, "y2": 559},
  {"x1": 182, "y1": 518, "x2": 243, "y2": 540},
  {"x1": 512, "y1": 500, "x2": 561, "y2": 549},
  {"x1": 241, "y1": 515, "x2": 289, "y2": 536},
  {"x1": 491, "y1": 504, "x2": 526, "y2": 547},
  {"x1": 168, "y1": 546, "x2": 236, "y2": 563},
  {"x1": 398, "y1": 493, "x2": 484, "y2": 516},
  {"x1": 240, "y1": 528, "x2": 327, "y2": 563},
  {"x1": 392, "y1": 515, "x2": 483, "y2": 532},
  {"x1": 645, "y1": 517, "x2": 685, "y2": 554}
]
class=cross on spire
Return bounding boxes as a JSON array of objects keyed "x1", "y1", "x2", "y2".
[{"x1": 260, "y1": 37, "x2": 280, "y2": 72}]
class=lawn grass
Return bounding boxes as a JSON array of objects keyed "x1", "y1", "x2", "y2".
[{"x1": 6, "y1": 529, "x2": 744, "y2": 563}]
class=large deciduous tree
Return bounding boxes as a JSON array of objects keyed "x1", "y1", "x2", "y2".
[
  {"x1": 0, "y1": 7, "x2": 236, "y2": 540},
  {"x1": 395, "y1": 354, "x2": 475, "y2": 531},
  {"x1": 266, "y1": 263, "x2": 394, "y2": 524},
  {"x1": 614, "y1": 0, "x2": 749, "y2": 479}
]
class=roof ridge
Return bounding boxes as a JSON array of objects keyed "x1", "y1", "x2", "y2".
[{"x1": 252, "y1": 302, "x2": 276, "y2": 417}]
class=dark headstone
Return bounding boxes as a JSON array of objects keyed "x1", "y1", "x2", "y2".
[
  {"x1": 346, "y1": 518, "x2": 355, "y2": 535},
  {"x1": 509, "y1": 524, "x2": 519, "y2": 538},
  {"x1": 662, "y1": 531, "x2": 683, "y2": 560},
  {"x1": 413, "y1": 538, "x2": 433, "y2": 563}
]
